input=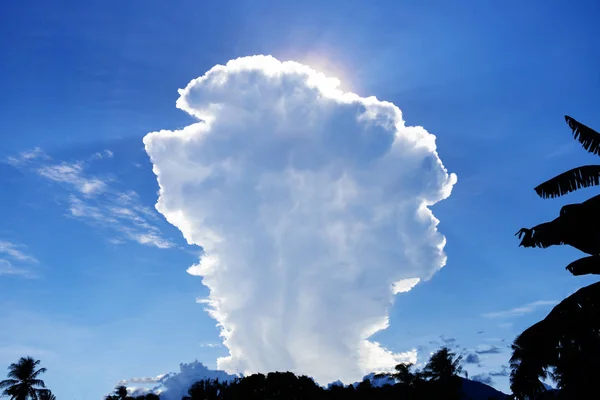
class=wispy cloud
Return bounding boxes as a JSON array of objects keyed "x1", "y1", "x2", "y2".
[
  {"x1": 8, "y1": 148, "x2": 174, "y2": 249},
  {"x1": 200, "y1": 342, "x2": 221, "y2": 348},
  {"x1": 0, "y1": 260, "x2": 32, "y2": 277},
  {"x1": 91, "y1": 149, "x2": 114, "y2": 160},
  {"x1": 123, "y1": 374, "x2": 167, "y2": 384},
  {"x1": 38, "y1": 162, "x2": 107, "y2": 195},
  {"x1": 0, "y1": 240, "x2": 38, "y2": 263},
  {"x1": 68, "y1": 191, "x2": 174, "y2": 249},
  {"x1": 482, "y1": 300, "x2": 557, "y2": 319},
  {"x1": 475, "y1": 345, "x2": 503, "y2": 355},
  {"x1": 5, "y1": 147, "x2": 49, "y2": 166},
  {"x1": 0, "y1": 240, "x2": 38, "y2": 278}
]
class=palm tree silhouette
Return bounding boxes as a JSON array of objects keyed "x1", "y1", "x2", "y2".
[
  {"x1": 0, "y1": 357, "x2": 47, "y2": 400},
  {"x1": 420, "y1": 347, "x2": 463, "y2": 400},
  {"x1": 37, "y1": 389, "x2": 56, "y2": 400},
  {"x1": 375, "y1": 362, "x2": 417, "y2": 386},
  {"x1": 421, "y1": 347, "x2": 463, "y2": 381}
]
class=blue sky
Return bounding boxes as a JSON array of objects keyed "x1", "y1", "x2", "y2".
[{"x1": 1, "y1": 0, "x2": 600, "y2": 398}]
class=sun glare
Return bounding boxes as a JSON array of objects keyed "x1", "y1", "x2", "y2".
[{"x1": 287, "y1": 51, "x2": 355, "y2": 93}]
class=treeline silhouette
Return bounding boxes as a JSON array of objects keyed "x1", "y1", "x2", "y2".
[
  {"x1": 107, "y1": 347, "x2": 477, "y2": 400},
  {"x1": 4, "y1": 347, "x2": 504, "y2": 400}
]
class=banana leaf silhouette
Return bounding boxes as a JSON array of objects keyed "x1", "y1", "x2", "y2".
[
  {"x1": 516, "y1": 194, "x2": 600, "y2": 274},
  {"x1": 535, "y1": 117, "x2": 600, "y2": 199}
]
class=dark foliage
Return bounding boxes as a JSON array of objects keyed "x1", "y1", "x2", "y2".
[
  {"x1": 37, "y1": 389, "x2": 57, "y2": 400},
  {"x1": 510, "y1": 282, "x2": 600, "y2": 399},
  {"x1": 566, "y1": 116, "x2": 600, "y2": 157},
  {"x1": 104, "y1": 385, "x2": 136, "y2": 400},
  {"x1": 534, "y1": 116, "x2": 600, "y2": 198},
  {"x1": 121, "y1": 347, "x2": 505, "y2": 400},
  {"x1": 133, "y1": 394, "x2": 160, "y2": 400},
  {"x1": 513, "y1": 115, "x2": 600, "y2": 400},
  {"x1": 0, "y1": 356, "x2": 47, "y2": 400},
  {"x1": 516, "y1": 193, "x2": 600, "y2": 260},
  {"x1": 534, "y1": 165, "x2": 600, "y2": 199}
]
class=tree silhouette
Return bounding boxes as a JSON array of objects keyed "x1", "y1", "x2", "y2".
[
  {"x1": 510, "y1": 282, "x2": 600, "y2": 399},
  {"x1": 135, "y1": 394, "x2": 159, "y2": 400},
  {"x1": 512, "y1": 115, "x2": 600, "y2": 399},
  {"x1": 421, "y1": 347, "x2": 463, "y2": 381},
  {"x1": 124, "y1": 346, "x2": 509, "y2": 400},
  {"x1": 375, "y1": 362, "x2": 417, "y2": 386},
  {"x1": 183, "y1": 378, "x2": 224, "y2": 400},
  {"x1": 37, "y1": 389, "x2": 56, "y2": 400},
  {"x1": 106, "y1": 385, "x2": 133, "y2": 400},
  {"x1": 0, "y1": 356, "x2": 47, "y2": 400},
  {"x1": 420, "y1": 347, "x2": 463, "y2": 400}
]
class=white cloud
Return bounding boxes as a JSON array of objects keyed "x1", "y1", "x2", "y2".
[
  {"x1": 66, "y1": 191, "x2": 174, "y2": 249},
  {"x1": 126, "y1": 374, "x2": 167, "y2": 384},
  {"x1": 38, "y1": 162, "x2": 107, "y2": 195},
  {"x1": 392, "y1": 278, "x2": 421, "y2": 294},
  {"x1": 475, "y1": 345, "x2": 503, "y2": 355},
  {"x1": 144, "y1": 55, "x2": 456, "y2": 384},
  {"x1": 5, "y1": 147, "x2": 49, "y2": 166},
  {"x1": 8, "y1": 149, "x2": 174, "y2": 249},
  {"x1": 0, "y1": 240, "x2": 38, "y2": 263},
  {"x1": 0, "y1": 240, "x2": 38, "y2": 278},
  {"x1": 483, "y1": 300, "x2": 557, "y2": 319},
  {"x1": 199, "y1": 342, "x2": 221, "y2": 348},
  {"x1": 122, "y1": 361, "x2": 237, "y2": 400},
  {"x1": 0, "y1": 259, "x2": 32, "y2": 277},
  {"x1": 91, "y1": 149, "x2": 114, "y2": 160}
]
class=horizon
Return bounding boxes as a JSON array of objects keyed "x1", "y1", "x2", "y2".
[{"x1": 1, "y1": 0, "x2": 600, "y2": 398}]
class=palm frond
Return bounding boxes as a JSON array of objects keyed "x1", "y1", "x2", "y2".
[
  {"x1": 0, "y1": 379, "x2": 18, "y2": 389},
  {"x1": 30, "y1": 368, "x2": 47, "y2": 379},
  {"x1": 565, "y1": 115, "x2": 600, "y2": 156},
  {"x1": 534, "y1": 165, "x2": 600, "y2": 198},
  {"x1": 565, "y1": 255, "x2": 600, "y2": 276},
  {"x1": 38, "y1": 389, "x2": 57, "y2": 400},
  {"x1": 29, "y1": 378, "x2": 46, "y2": 388}
]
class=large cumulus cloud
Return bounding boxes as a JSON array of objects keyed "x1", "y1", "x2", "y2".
[{"x1": 143, "y1": 55, "x2": 456, "y2": 384}]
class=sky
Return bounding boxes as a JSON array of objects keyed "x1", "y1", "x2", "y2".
[{"x1": 1, "y1": 0, "x2": 600, "y2": 398}]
